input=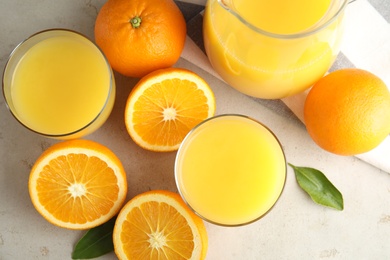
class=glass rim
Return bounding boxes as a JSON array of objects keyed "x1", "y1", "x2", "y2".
[
  {"x1": 174, "y1": 114, "x2": 287, "y2": 227},
  {"x1": 216, "y1": 0, "x2": 349, "y2": 39},
  {"x1": 2, "y1": 28, "x2": 114, "y2": 138}
]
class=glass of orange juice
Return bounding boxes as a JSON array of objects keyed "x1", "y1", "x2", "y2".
[
  {"x1": 175, "y1": 114, "x2": 286, "y2": 226},
  {"x1": 2, "y1": 29, "x2": 115, "y2": 139},
  {"x1": 203, "y1": 0, "x2": 348, "y2": 99}
]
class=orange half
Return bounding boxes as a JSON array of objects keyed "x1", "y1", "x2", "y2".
[
  {"x1": 113, "y1": 190, "x2": 208, "y2": 260},
  {"x1": 28, "y1": 139, "x2": 128, "y2": 230},
  {"x1": 125, "y1": 68, "x2": 216, "y2": 152}
]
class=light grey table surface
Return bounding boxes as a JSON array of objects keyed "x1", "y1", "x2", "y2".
[{"x1": 1, "y1": 0, "x2": 389, "y2": 259}]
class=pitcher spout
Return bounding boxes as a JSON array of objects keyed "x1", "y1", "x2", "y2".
[{"x1": 218, "y1": 0, "x2": 233, "y2": 11}]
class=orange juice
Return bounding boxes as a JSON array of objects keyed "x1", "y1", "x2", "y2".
[
  {"x1": 3, "y1": 30, "x2": 115, "y2": 139},
  {"x1": 175, "y1": 115, "x2": 286, "y2": 226},
  {"x1": 203, "y1": 0, "x2": 347, "y2": 99}
]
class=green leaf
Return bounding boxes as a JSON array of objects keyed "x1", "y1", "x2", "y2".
[
  {"x1": 72, "y1": 216, "x2": 117, "y2": 259},
  {"x1": 288, "y1": 163, "x2": 344, "y2": 211}
]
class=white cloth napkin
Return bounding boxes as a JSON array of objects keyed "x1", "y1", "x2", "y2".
[{"x1": 181, "y1": 0, "x2": 390, "y2": 173}]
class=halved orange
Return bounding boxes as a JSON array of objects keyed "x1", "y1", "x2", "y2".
[
  {"x1": 113, "y1": 190, "x2": 208, "y2": 260},
  {"x1": 28, "y1": 139, "x2": 127, "y2": 230},
  {"x1": 124, "y1": 68, "x2": 216, "y2": 152}
]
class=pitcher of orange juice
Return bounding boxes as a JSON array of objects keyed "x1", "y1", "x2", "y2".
[{"x1": 203, "y1": 0, "x2": 348, "y2": 99}]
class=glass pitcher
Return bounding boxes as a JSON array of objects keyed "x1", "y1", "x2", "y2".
[{"x1": 203, "y1": 0, "x2": 348, "y2": 99}]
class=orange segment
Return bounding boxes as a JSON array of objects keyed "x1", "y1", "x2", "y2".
[
  {"x1": 28, "y1": 139, "x2": 127, "y2": 230},
  {"x1": 113, "y1": 190, "x2": 208, "y2": 260},
  {"x1": 125, "y1": 68, "x2": 216, "y2": 152}
]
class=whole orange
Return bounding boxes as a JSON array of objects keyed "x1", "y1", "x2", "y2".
[
  {"x1": 304, "y1": 68, "x2": 390, "y2": 156},
  {"x1": 94, "y1": 0, "x2": 186, "y2": 78}
]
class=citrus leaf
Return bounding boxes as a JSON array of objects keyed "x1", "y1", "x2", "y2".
[
  {"x1": 72, "y1": 216, "x2": 116, "y2": 259},
  {"x1": 288, "y1": 163, "x2": 344, "y2": 211}
]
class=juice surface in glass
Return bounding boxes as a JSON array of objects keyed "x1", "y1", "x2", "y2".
[
  {"x1": 175, "y1": 115, "x2": 286, "y2": 226},
  {"x1": 3, "y1": 30, "x2": 114, "y2": 139},
  {"x1": 203, "y1": 0, "x2": 347, "y2": 99}
]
